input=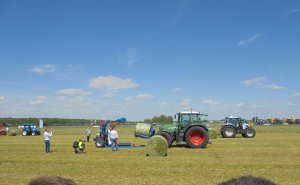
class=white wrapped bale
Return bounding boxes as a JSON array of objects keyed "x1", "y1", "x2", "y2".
[
  {"x1": 146, "y1": 135, "x2": 168, "y2": 157},
  {"x1": 8, "y1": 130, "x2": 17, "y2": 136},
  {"x1": 208, "y1": 129, "x2": 218, "y2": 139},
  {"x1": 135, "y1": 123, "x2": 152, "y2": 137}
]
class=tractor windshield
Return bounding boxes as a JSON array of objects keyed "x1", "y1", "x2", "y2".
[
  {"x1": 181, "y1": 114, "x2": 191, "y2": 123},
  {"x1": 180, "y1": 114, "x2": 203, "y2": 124},
  {"x1": 226, "y1": 118, "x2": 240, "y2": 127}
]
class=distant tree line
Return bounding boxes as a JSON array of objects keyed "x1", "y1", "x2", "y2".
[
  {"x1": 0, "y1": 117, "x2": 93, "y2": 127},
  {"x1": 0, "y1": 114, "x2": 174, "y2": 127},
  {"x1": 144, "y1": 115, "x2": 173, "y2": 124}
]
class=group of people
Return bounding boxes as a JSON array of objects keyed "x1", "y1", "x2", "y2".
[{"x1": 42, "y1": 123, "x2": 119, "y2": 154}]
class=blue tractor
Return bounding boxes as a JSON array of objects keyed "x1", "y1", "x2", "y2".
[
  {"x1": 94, "y1": 118, "x2": 126, "y2": 148},
  {"x1": 22, "y1": 124, "x2": 41, "y2": 136}
]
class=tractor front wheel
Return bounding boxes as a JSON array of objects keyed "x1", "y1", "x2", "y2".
[
  {"x1": 244, "y1": 127, "x2": 256, "y2": 138},
  {"x1": 159, "y1": 132, "x2": 173, "y2": 148},
  {"x1": 221, "y1": 126, "x2": 236, "y2": 138},
  {"x1": 22, "y1": 131, "x2": 27, "y2": 136},
  {"x1": 185, "y1": 126, "x2": 209, "y2": 148}
]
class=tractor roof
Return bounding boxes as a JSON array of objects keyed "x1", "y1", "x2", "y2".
[
  {"x1": 226, "y1": 116, "x2": 239, "y2": 119},
  {"x1": 179, "y1": 111, "x2": 207, "y2": 116},
  {"x1": 23, "y1": 124, "x2": 35, "y2": 126}
]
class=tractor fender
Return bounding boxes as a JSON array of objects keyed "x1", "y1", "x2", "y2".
[
  {"x1": 221, "y1": 124, "x2": 238, "y2": 133},
  {"x1": 221, "y1": 123, "x2": 237, "y2": 129},
  {"x1": 186, "y1": 124, "x2": 209, "y2": 132}
]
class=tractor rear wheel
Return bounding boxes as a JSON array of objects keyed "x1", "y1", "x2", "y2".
[
  {"x1": 22, "y1": 131, "x2": 27, "y2": 136},
  {"x1": 244, "y1": 127, "x2": 256, "y2": 138},
  {"x1": 159, "y1": 132, "x2": 173, "y2": 148},
  {"x1": 95, "y1": 138, "x2": 105, "y2": 148},
  {"x1": 221, "y1": 125, "x2": 236, "y2": 138},
  {"x1": 185, "y1": 126, "x2": 209, "y2": 148}
]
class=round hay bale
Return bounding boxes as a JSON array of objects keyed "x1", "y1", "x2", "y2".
[
  {"x1": 135, "y1": 123, "x2": 152, "y2": 137},
  {"x1": 8, "y1": 130, "x2": 17, "y2": 136},
  {"x1": 208, "y1": 129, "x2": 218, "y2": 139},
  {"x1": 146, "y1": 135, "x2": 168, "y2": 157}
]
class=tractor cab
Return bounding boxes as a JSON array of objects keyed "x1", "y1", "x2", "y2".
[
  {"x1": 175, "y1": 111, "x2": 209, "y2": 130},
  {"x1": 225, "y1": 116, "x2": 243, "y2": 129}
]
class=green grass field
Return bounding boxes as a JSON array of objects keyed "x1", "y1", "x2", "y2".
[{"x1": 1, "y1": 125, "x2": 300, "y2": 185}]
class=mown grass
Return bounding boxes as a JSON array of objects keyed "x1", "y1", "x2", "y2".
[{"x1": 0, "y1": 125, "x2": 300, "y2": 185}]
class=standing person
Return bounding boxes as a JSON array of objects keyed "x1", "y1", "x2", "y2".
[
  {"x1": 110, "y1": 125, "x2": 119, "y2": 152},
  {"x1": 44, "y1": 129, "x2": 52, "y2": 153},
  {"x1": 86, "y1": 127, "x2": 91, "y2": 142}
]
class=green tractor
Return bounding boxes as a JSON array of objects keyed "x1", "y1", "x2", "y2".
[{"x1": 158, "y1": 111, "x2": 209, "y2": 148}]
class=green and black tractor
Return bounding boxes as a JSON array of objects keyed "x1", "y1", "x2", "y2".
[{"x1": 158, "y1": 111, "x2": 209, "y2": 148}]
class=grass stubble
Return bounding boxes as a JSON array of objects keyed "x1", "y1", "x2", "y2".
[{"x1": 0, "y1": 125, "x2": 300, "y2": 185}]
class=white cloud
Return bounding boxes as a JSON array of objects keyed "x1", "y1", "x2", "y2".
[
  {"x1": 238, "y1": 33, "x2": 262, "y2": 47},
  {"x1": 125, "y1": 93, "x2": 154, "y2": 103},
  {"x1": 287, "y1": 102, "x2": 295, "y2": 106},
  {"x1": 242, "y1": 77, "x2": 266, "y2": 86},
  {"x1": 57, "y1": 96, "x2": 91, "y2": 106},
  {"x1": 180, "y1": 99, "x2": 191, "y2": 107},
  {"x1": 30, "y1": 96, "x2": 47, "y2": 105},
  {"x1": 173, "y1": 87, "x2": 183, "y2": 93},
  {"x1": 121, "y1": 48, "x2": 140, "y2": 68},
  {"x1": 30, "y1": 64, "x2": 56, "y2": 74},
  {"x1": 251, "y1": 105, "x2": 266, "y2": 109},
  {"x1": 292, "y1": 92, "x2": 300, "y2": 97},
  {"x1": 0, "y1": 96, "x2": 5, "y2": 102},
  {"x1": 242, "y1": 77, "x2": 286, "y2": 90},
  {"x1": 202, "y1": 99, "x2": 220, "y2": 106},
  {"x1": 103, "y1": 93, "x2": 114, "y2": 98},
  {"x1": 288, "y1": 7, "x2": 300, "y2": 14},
  {"x1": 135, "y1": 94, "x2": 155, "y2": 100},
  {"x1": 264, "y1": 84, "x2": 286, "y2": 90},
  {"x1": 56, "y1": 89, "x2": 92, "y2": 95},
  {"x1": 236, "y1": 102, "x2": 245, "y2": 107},
  {"x1": 89, "y1": 75, "x2": 138, "y2": 90}
]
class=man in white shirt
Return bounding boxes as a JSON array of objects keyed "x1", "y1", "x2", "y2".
[
  {"x1": 110, "y1": 126, "x2": 119, "y2": 152},
  {"x1": 86, "y1": 128, "x2": 91, "y2": 142},
  {"x1": 44, "y1": 129, "x2": 52, "y2": 153}
]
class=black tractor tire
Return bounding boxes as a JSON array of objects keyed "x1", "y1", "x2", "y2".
[
  {"x1": 185, "y1": 126, "x2": 209, "y2": 148},
  {"x1": 243, "y1": 127, "x2": 256, "y2": 138},
  {"x1": 159, "y1": 132, "x2": 173, "y2": 148},
  {"x1": 95, "y1": 138, "x2": 105, "y2": 148},
  {"x1": 221, "y1": 125, "x2": 237, "y2": 138}
]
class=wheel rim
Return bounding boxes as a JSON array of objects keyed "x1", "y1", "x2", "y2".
[
  {"x1": 189, "y1": 130, "x2": 204, "y2": 145},
  {"x1": 23, "y1": 131, "x2": 27, "y2": 135},
  {"x1": 247, "y1": 130, "x2": 254, "y2": 137},
  {"x1": 225, "y1": 128, "x2": 234, "y2": 136},
  {"x1": 96, "y1": 140, "x2": 103, "y2": 147}
]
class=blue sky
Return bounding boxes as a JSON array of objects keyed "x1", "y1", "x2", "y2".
[{"x1": 1, "y1": 0, "x2": 300, "y2": 121}]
